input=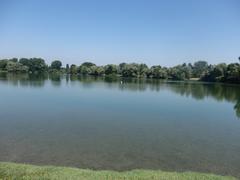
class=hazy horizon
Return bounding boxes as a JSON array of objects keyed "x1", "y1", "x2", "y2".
[{"x1": 0, "y1": 0, "x2": 240, "y2": 66}]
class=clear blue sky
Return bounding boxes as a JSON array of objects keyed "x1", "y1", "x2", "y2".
[{"x1": 0, "y1": 0, "x2": 240, "y2": 66}]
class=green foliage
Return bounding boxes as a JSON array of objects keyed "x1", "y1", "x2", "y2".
[
  {"x1": 169, "y1": 64, "x2": 192, "y2": 80},
  {"x1": 119, "y1": 62, "x2": 127, "y2": 73},
  {"x1": 0, "y1": 162, "x2": 236, "y2": 180},
  {"x1": 51, "y1": 60, "x2": 62, "y2": 70},
  {"x1": 29, "y1": 58, "x2": 47, "y2": 73},
  {"x1": 202, "y1": 63, "x2": 240, "y2": 83},
  {"x1": 90, "y1": 66, "x2": 105, "y2": 76},
  {"x1": 150, "y1": 65, "x2": 168, "y2": 79},
  {"x1": 1, "y1": 57, "x2": 240, "y2": 84},
  {"x1": 6, "y1": 61, "x2": 28, "y2": 73},
  {"x1": 104, "y1": 64, "x2": 118, "y2": 75},
  {"x1": 8, "y1": 58, "x2": 18, "y2": 63},
  {"x1": 138, "y1": 63, "x2": 149, "y2": 77},
  {"x1": 193, "y1": 61, "x2": 208, "y2": 78},
  {"x1": 66, "y1": 64, "x2": 70, "y2": 74},
  {"x1": 78, "y1": 62, "x2": 98, "y2": 75},
  {"x1": 19, "y1": 58, "x2": 31, "y2": 67},
  {"x1": 70, "y1": 64, "x2": 78, "y2": 74},
  {"x1": 78, "y1": 65, "x2": 91, "y2": 75},
  {"x1": 0, "y1": 60, "x2": 8, "y2": 71},
  {"x1": 121, "y1": 63, "x2": 139, "y2": 77},
  {"x1": 118, "y1": 63, "x2": 149, "y2": 77},
  {"x1": 81, "y1": 62, "x2": 96, "y2": 67},
  {"x1": 19, "y1": 58, "x2": 47, "y2": 73},
  {"x1": 225, "y1": 63, "x2": 240, "y2": 83}
]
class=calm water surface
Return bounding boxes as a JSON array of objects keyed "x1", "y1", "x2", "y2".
[{"x1": 0, "y1": 74, "x2": 240, "y2": 177}]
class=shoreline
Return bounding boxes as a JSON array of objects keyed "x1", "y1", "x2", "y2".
[
  {"x1": 1, "y1": 72, "x2": 240, "y2": 86},
  {"x1": 0, "y1": 162, "x2": 236, "y2": 180}
]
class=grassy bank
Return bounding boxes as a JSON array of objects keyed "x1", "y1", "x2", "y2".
[{"x1": 0, "y1": 162, "x2": 237, "y2": 180}]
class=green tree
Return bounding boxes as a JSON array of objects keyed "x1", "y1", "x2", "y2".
[
  {"x1": 79, "y1": 65, "x2": 91, "y2": 75},
  {"x1": 90, "y1": 66, "x2": 104, "y2": 76},
  {"x1": 202, "y1": 63, "x2": 238, "y2": 83},
  {"x1": 104, "y1": 64, "x2": 118, "y2": 75},
  {"x1": 169, "y1": 64, "x2": 191, "y2": 80},
  {"x1": 138, "y1": 64, "x2": 149, "y2": 77},
  {"x1": 213, "y1": 63, "x2": 227, "y2": 80},
  {"x1": 51, "y1": 60, "x2": 62, "y2": 70},
  {"x1": 78, "y1": 62, "x2": 96, "y2": 75},
  {"x1": 0, "y1": 60, "x2": 8, "y2": 71},
  {"x1": 150, "y1": 65, "x2": 168, "y2": 79},
  {"x1": 70, "y1": 64, "x2": 78, "y2": 74},
  {"x1": 19, "y1": 58, "x2": 31, "y2": 67},
  {"x1": 30, "y1": 58, "x2": 47, "y2": 73},
  {"x1": 1, "y1": 57, "x2": 240, "y2": 84},
  {"x1": 66, "y1": 64, "x2": 70, "y2": 74},
  {"x1": 119, "y1": 63, "x2": 127, "y2": 74},
  {"x1": 19, "y1": 58, "x2": 47, "y2": 73},
  {"x1": 121, "y1": 63, "x2": 139, "y2": 77},
  {"x1": 6, "y1": 61, "x2": 28, "y2": 72},
  {"x1": 9, "y1": 58, "x2": 18, "y2": 63},
  {"x1": 81, "y1": 62, "x2": 96, "y2": 67},
  {"x1": 193, "y1": 61, "x2": 208, "y2": 78},
  {"x1": 225, "y1": 63, "x2": 240, "y2": 83},
  {"x1": 95, "y1": 66, "x2": 105, "y2": 75}
]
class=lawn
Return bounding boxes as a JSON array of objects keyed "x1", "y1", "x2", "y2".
[{"x1": 0, "y1": 162, "x2": 237, "y2": 180}]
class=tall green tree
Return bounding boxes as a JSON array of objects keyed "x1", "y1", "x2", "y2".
[
  {"x1": 9, "y1": 58, "x2": 18, "y2": 63},
  {"x1": 104, "y1": 64, "x2": 118, "y2": 75},
  {"x1": 193, "y1": 61, "x2": 208, "y2": 78},
  {"x1": 70, "y1": 64, "x2": 78, "y2": 74},
  {"x1": 19, "y1": 58, "x2": 47, "y2": 73},
  {"x1": 225, "y1": 63, "x2": 240, "y2": 83},
  {"x1": 138, "y1": 64, "x2": 149, "y2": 77},
  {"x1": 119, "y1": 63, "x2": 127, "y2": 74},
  {"x1": 0, "y1": 60, "x2": 8, "y2": 71},
  {"x1": 19, "y1": 58, "x2": 31, "y2": 67},
  {"x1": 81, "y1": 62, "x2": 96, "y2": 67},
  {"x1": 66, "y1": 64, "x2": 70, "y2": 74},
  {"x1": 79, "y1": 65, "x2": 91, "y2": 75},
  {"x1": 51, "y1": 60, "x2": 62, "y2": 70},
  {"x1": 121, "y1": 63, "x2": 139, "y2": 77},
  {"x1": 169, "y1": 64, "x2": 192, "y2": 80},
  {"x1": 78, "y1": 62, "x2": 96, "y2": 75},
  {"x1": 150, "y1": 66, "x2": 168, "y2": 79}
]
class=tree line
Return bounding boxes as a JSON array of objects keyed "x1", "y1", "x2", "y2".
[{"x1": 0, "y1": 57, "x2": 239, "y2": 83}]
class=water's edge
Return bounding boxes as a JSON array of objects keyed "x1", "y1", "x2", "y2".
[{"x1": 0, "y1": 162, "x2": 236, "y2": 180}]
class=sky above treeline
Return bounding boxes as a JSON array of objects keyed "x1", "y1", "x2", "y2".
[{"x1": 0, "y1": 0, "x2": 240, "y2": 66}]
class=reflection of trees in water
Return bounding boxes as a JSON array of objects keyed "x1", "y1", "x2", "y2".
[
  {"x1": 235, "y1": 101, "x2": 240, "y2": 118},
  {"x1": 163, "y1": 82, "x2": 240, "y2": 118},
  {"x1": 164, "y1": 82, "x2": 239, "y2": 102},
  {"x1": 0, "y1": 73, "x2": 47, "y2": 87},
  {"x1": 4, "y1": 73, "x2": 64, "y2": 87},
  {"x1": 73, "y1": 76, "x2": 240, "y2": 118},
  {"x1": 49, "y1": 73, "x2": 62, "y2": 87},
  {"x1": 1, "y1": 74, "x2": 239, "y2": 118},
  {"x1": 70, "y1": 76, "x2": 240, "y2": 118}
]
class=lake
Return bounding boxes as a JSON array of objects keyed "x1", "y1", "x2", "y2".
[{"x1": 0, "y1": 73, "x2": 240, "y2": 177}]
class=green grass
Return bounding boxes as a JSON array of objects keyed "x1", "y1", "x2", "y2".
[{"x1": 0, "y1": 162, "x2": 236, "y2": 180}]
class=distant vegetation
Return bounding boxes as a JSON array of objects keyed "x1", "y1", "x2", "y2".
[{"x1": 0, "y1": 57, "x2": 239, "y2": 83}]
